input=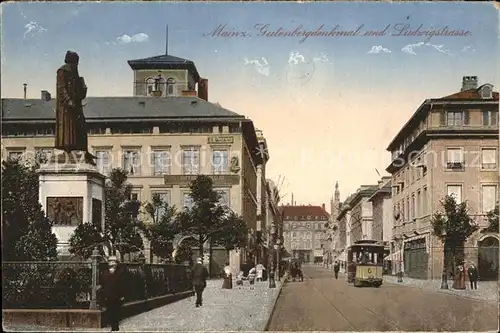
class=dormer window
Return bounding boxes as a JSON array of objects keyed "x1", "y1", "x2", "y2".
[{"x1": 480, "y1": 84, "x2": 493, "y2": 99}]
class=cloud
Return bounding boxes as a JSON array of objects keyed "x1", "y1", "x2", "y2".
[
  {"x1": 23, "y1": 21, "x2": 47, "y2": 38},
  {"x1": 367, "y1": 45, "x2": 391, "y2": 54},
  {"x1": 244, "y1": 57, "x2": 270, "y2": 76},
  {"x1": 312, "y1": 53, "x2": 332, "y2": 64},
  {"x1": 401, "y1": 42, "x2": 452, "y2": 56},
  {"x1": 288, "y1": 51, "x2": 306, "y2": 65},
  {"x1": 461, "y1": 45, "x2": 476, "y2": 52},
  {"x1": 110, "y1": 33, "x2": 149, "y2": 45}
]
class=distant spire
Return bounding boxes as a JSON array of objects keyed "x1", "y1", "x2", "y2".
[
  {"x1": 165, "y1": 25, "x2": 169, "y2": 55},
  {"x1": 334, "y1": 181, "x2": 340, "y2": 202}
]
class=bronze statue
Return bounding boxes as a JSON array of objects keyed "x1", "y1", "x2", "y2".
[{"x1": 55, "y1": 51, "x2": 96, "y2": 164}]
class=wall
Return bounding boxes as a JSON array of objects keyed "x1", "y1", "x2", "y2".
[{"x1": 133, "y1": 69, "x2": 191, "y2": 96}]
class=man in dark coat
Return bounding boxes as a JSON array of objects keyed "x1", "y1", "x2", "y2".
[
  {"x1": 100, "y1": 256, "x2": 126, "y2": 331},
  {"x1": 55, "y1": 50, "x2": 95, "y2": 164},
  {"x1": 192, "y1": 257, "x2": 209, "y2": 307},
  {"x1": 467, "y1": 262, "x2": 478, "y2": 289},
  {"x1": 333, "y1": 260, "x2": 340, "y2": 279}
]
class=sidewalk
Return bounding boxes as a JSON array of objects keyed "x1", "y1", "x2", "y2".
[
  {"x1": 383, "y1": 275, "x2": 498, "y2": 303},
  {"x1": 120, "y1": 278, "x2": 282, "y2": 331},
  {"x1": 3, "y1": 279, "x2": 282, "y2": 332}
]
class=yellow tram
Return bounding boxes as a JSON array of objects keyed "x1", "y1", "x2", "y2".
[{"x1": 347, "y1": 240, "x2": 384, "y2": 287}]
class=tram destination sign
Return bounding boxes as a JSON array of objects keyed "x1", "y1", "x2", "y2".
[{"x1": 164, "y1": 174, "x2": 240, "y2": 186}]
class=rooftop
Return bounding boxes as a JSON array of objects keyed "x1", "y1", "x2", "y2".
[
  {"x1": 127, "y1": 54, "x2": 201, "y2": 81},
  {"x1": 280, "y1": 205, "x2": 330, "y2": 219},
  {"x1": 1, "y1": 97, "x2": 243, "y2": 123}
]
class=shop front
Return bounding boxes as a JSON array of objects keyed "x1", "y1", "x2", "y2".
[{"x1": 404, "y1": 237, "x2": 428, "y2": 279}]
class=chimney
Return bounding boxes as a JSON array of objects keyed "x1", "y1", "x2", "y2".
[
  {"x1": 198, "y1": 78, "x2": 208, "y2": 101},
  {"x1": 41, "y1": 90, "x2": 51, "y2": 101},
  {"x1": 23, "y1": 83, "x2": 27, "y2": 99},
  {"x1": 322, "y1": 203, "x2": 325, "y2": 211},
  {"x1": 461, "y1": 76, "x2": 478, "y2": 91}
]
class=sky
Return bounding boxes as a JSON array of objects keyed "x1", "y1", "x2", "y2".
[{"x1": 1, "y1": 1, "x2": 499, "y2": 208}]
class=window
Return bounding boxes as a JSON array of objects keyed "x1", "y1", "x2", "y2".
[
  {"x1": 129, "y1": 192, "x2": 140, "y2": 201},
  {"x1": 481, "y1": 148, "x2": 497, "y2": 170},
  {"x1": 183, "y1": 193, "x2": 194, "y2": 210},
  {"x1": 417, "y1": 190, "x2": 421, "y2": 217},
  {"x1": 422, "y1": 187, "x2": 428, "y2": 215},
  {"x1": 212, "y1": 149, "x2": 229, "y2": 174},
  {"x1": 482, "y1": 111, "x2": 497, "y2": 126},
  {"x1": 182, "y1": 147, "x2": 199, "y2": 175},
  {"x1": 406, "y1": 197, "x2": 410, "y2": 222},
  {"x1": 145, "y1": 78, "x2": 155, "y2": 95},
  {"x1": 447, "y1": 111, "x2": 463, "y2": 126},
  {"x1": 411, "y1": 194, "x2": 415, "y2": 220},
  {"x1": 35, "y1": 148, "x2": 53, "y2": 164},
  {"x1": 481, "y1": 185, "x2": 497, "y2": 213},
  {"x1": 95, "y1": 150, "x2": 111, "y2": 176},
  {"x1": 123, "y1": 149, "x2": 141, "y2": 175},
  {"x1": 151, "y1": 149, "x2": 171, "y2": 175},
  {"x1": 481, "y1": 85, "x2": 493, "y2": 99},
  {"x1": 8, "y1": 151, "x2": 24, "y2": 160},
  {"x1": 447, "y1": 185, "x2": 463, "y2": 203},
  {"x1": 217, "y1": 189, "x2": 230, "y2": 207},
  {"x1": 167, "y1": 77, "x2": 175, "y2": 96},
  {"x1": 446, "y1": 148, "x2": 464, "y2": 169},
  {"x1": 152, "y1": 191, "x2": 171, "y2": 218}
]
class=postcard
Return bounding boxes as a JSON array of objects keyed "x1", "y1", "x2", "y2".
[{"x1": 1, "y1": 1, "x2": 498, "y2": 332}]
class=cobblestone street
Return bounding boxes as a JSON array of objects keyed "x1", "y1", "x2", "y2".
[{"x1": 267, "y1": 265, "x2": 498, "y2": 331}]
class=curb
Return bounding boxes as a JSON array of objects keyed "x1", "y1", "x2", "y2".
[{"x1": 263, "y1": 280, "x2": 285, "y2": 331}]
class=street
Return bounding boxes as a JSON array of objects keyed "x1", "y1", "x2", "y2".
[{"x1": 267, "y1": 265, "x2": 498, "y2": 331}]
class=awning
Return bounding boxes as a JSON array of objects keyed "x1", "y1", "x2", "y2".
[
  {"x1": 336, "y1": 252, "x2": 346, "y2": 262},
  {"x1": 384, "y1": 249, "x2": 404, "y2": 261}
]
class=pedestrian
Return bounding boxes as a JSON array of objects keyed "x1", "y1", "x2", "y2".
[
  {"x1": 222, "y1": 262, "x2": 232, "y2": 289},
  {"x1": 256, "y1": 262, "x2": 265, "y2": 282},
  {"x1": 100, "y1": 256, "x2": 126, "y2": 332},
  {"x1": 467, "y1": 262, "x2": 478, "y2": 290},
  {"x1": 333, "y1": 260, "x2": 340, "y2": 279},
  {"x1": 248, "y1": 267, "x2": 256, "y2": 289},
  {"x1": 192, "y1": 257, "x2": 209, "y2": 307},
  {"x1": 236, "y1": 271, "x2": 244, "y2": 288}
]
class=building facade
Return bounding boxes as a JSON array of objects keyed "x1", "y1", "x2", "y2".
[
  {"x1": 324, "y1": 182, "x2": 341, "y2": 267},
  {"x1": 385, "y1": 76, "x2": 499, "y2": 279},
  {"x1": 348, "y1": 185, "x2": 378, "y2": 242},
  {"x1": 367, "y1": 176, "x2": 392, "y2": 272},
  {"x1": 281, "y1": 205, "x2": 329, "y2": 263},
  {"x1": 1, "y1": 51, "x2": 266, "y2": 271}
]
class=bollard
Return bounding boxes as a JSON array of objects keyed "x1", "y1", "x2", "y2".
[
  {"x1": 268, "y1": 271, "x2": 276, "y2": 288},
  {"x1": 90, "y1": 247, "x2": 100, "y2": 309}
]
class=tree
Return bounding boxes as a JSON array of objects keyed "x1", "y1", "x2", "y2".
[
  {"x1": 483, "y1": 204, "x2": 499, "y2": 233},
  {"x1": 174, "y1": 241, "x2": 194, "y2": 265},
  {"x1": 69, "y1": 168, "x2": 143, "y2": 259},
  {"x1": 176, "y1": 175, "x2": 227, "y2": 258},
  {"x1": 213, "y1": 211, "x2": 248, "y2": 255},
  {"x1": 1, "y1": 158, "x2": 58, "y2": 261},
  {"x1": 431, "y1": 195, "x2": 479, "y2": 276},
  {"x1": 141, "y1": 193, "x2": 179, "y2": 261}
]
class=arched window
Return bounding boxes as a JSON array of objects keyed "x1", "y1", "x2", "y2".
[
  {"x1": 145, "y1": 77, "x2": 155, "y2": 95},
  {"x1": 166, "y1": 77, "x2": 176, "y2": 96}
]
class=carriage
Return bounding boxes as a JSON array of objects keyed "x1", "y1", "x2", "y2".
[{"x1": 347, "y1": 240, "x2": 384, "y2": 287}]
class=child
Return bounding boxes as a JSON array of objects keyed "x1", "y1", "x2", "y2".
[
  {"x1": 236, "y1": 271, "x2": 244, "y2": 288},
  {"x1": 248, "y1": 267, "x2": 256, "y2": 290}
]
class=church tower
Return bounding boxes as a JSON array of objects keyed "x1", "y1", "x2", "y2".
[{"x1": 331, "y1": 181, "x2": 340, "y2": 222}]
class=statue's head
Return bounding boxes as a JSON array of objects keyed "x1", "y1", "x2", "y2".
[{"x1": 64, "y1": 51, "x2": 79, "y2": 65}]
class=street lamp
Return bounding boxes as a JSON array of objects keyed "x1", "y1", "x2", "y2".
[{"x1": 440, "y1": 228, "x2": 449, "y2": 289}]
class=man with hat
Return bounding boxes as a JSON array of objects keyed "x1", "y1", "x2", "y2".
[
  {"x1": 100, "y1": 256, "x2": 126, "y2": 331},
  {"x1": 191, "y1": 257, "x2": 209, "y2": 307}
]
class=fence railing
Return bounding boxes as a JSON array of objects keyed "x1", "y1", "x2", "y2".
[{"x1": 3, "y1": 249, "x2": 193, "y2": 310}]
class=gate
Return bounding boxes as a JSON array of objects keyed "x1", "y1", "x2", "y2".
[{"x1": 404, "y1": 238, "x2": 428, "y2": 279}]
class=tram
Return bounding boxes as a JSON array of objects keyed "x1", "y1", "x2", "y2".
[{"x1": 347, "y1": 240, "x2": 384, "y2": 287}]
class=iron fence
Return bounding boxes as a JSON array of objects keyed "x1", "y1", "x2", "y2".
[
  {"x1": 4, "y1": 256, "x2": 193, "y2": 310},
  {"x1": 3, "y1": 261, "x2": 93, "y2": 309}
]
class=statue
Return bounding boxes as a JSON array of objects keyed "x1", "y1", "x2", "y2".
[{"x1": 55, "y1": 51, "x2": 96, "y2": 165}]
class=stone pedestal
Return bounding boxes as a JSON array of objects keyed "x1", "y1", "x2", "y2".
[{"x1": 37, "y1": 153, "x2": 106, "y2": 256}]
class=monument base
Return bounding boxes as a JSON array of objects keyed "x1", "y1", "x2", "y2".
[{"x1": 38, "y1": 153, "x2": 106, "y2": 257}]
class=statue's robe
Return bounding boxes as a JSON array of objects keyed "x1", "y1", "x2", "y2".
[{"x1": 55, "y1": 64, "x2": 88, "y2": 152}]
